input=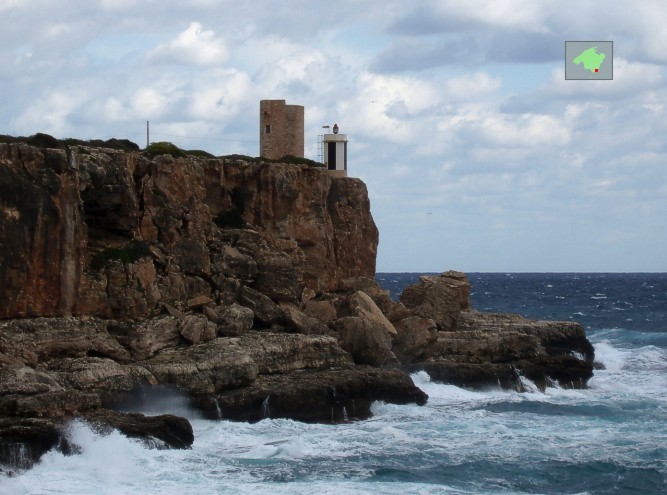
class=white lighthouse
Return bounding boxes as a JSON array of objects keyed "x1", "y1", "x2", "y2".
[{"x1": 322, "y1": 123, "x2": 347, "y2": 177}]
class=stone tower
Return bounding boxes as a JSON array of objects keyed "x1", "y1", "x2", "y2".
[{"x1": 259, "y1": 100, "x2": 304, "y2": 159}]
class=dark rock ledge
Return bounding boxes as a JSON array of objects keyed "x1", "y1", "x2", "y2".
[{"x1": 0, "y1": 143, "x2": 595, "y2": 471}]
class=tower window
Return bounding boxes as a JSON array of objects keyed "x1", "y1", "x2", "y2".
[{"x1": 265, "y1": 124, "x2": 271, "y2": 134}]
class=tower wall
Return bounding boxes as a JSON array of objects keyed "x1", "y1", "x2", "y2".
[{"x1": 259, "y1": 100, "x2": 304, "y2": 159}]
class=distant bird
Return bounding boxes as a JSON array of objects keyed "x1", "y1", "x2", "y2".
[{"x1": 427, "y1": 212, "x2": 433, "y2": 215}]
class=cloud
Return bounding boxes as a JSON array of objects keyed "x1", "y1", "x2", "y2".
[
  {"x1": 370, "y1": 37, "x2": 482, "y2": 72},
  {"x1": 100, "y1": 0, "x2": 138, "y2": 9},
  {"x1": 445, "y1": 72, "x2": 502, "y2": 99},
  {"x1": 389, "y1": 0, "x2": 550, "y2": 35},
  {"x1": 12, "y1": 89, "x2": 85, "y2": 136},
  {"x1": 146, "y1": 22, "x2": 228, "y2": 67},
  {"x1": 2, "y1": 0, "x2": 667, "y2": 271}
]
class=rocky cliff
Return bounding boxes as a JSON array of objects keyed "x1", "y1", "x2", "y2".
[
  {"x1": 0, "y1": 143, "x2": 377, "y2": 319},
  {"x1": 0, "y1": 142, "x2": 595, "y2": 472}
]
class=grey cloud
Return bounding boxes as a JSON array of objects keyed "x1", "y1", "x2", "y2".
[
  {"x1": 370, "y1": 31, "x2": 563, "y2": 74},
  {"x1": 369, "y1": 37, "x2": 482, "y2": 72},
  {"x1": 486, "y1": 32, "x2": 562, "y2": 63},
  {"x1": 387, "y1": 6, "x2": 473, "y2": 36}
]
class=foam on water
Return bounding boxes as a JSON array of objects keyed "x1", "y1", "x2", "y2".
[
  {"x1": 3, "y1": 359, "x2": 666, "y2": 495},
  {"x1": 3, "y1": 273, "x2": 666, "y2": 494}
]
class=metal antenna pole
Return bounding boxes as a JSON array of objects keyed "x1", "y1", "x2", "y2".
[{"x1": 146, "y1": 121, "x2": 150, "y2": 148}]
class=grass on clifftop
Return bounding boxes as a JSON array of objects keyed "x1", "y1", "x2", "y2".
[
  {"x1": 1, "y1": 133, "x2": 327, "y2": 167},
  {"x1": 0, "y1": 133, "x2": 141, "y2": 152}
]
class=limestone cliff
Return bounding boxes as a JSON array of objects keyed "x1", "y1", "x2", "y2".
[
  {"x1": 0, "y1": 142, "x2": 595, "y2": 471},
  {"x1": 0, "y1": 144, "x2": 377, "y2": 319}
]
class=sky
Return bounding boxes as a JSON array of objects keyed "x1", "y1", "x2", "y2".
[{"x1": 1, "y1": 0, "x2": 666, "y2": 273}]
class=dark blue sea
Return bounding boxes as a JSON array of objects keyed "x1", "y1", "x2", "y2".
[{"x1": 3, "y1": 273, "x2": 666, "y2": 495}]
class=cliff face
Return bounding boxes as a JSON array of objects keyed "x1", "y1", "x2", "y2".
[
  {"x1": 0, "y1": 144, "x2": 377, "y2": 319},
  {"x1": 0, "y1": 142, "x2": 596, "y2": 471}
]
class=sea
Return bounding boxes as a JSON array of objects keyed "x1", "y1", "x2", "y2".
[{"x1": 2, "y1": 272, "x2": 666, "y2": 495}]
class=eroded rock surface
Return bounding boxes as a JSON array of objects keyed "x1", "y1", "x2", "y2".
[{"x1": 0, "y1": 143, "x2": 595, "y2": 471}]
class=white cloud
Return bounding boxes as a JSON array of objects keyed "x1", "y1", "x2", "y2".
[
  {"x1": 100, "y1": 0, "x2": 138, "y2": 10},
  {"x1": 475, "y1": 112, "x2": 571, "y2": 147},
  {"x1": 146, "y1": 22, "x2": 228, "y2": 67},
  {"x1": 13, "y1": 90, "x2": 84, "y2": 136},
  {"x1": 445, "y1": 72, "x2": 502, "y2": 99},
  {"x1": 2, "y1": 0, "x2": 667, "y2": 271},
  {"x1": 188, "y1": 69, "x2": 251, "y2": 121},
  {"x1": 436, "y1": 0, "x2": 552, "y2": 32}
]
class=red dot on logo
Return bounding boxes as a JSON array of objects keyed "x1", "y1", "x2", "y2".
[{"x1": 595, "y1": 69, "x2": 599, "y2": 72}]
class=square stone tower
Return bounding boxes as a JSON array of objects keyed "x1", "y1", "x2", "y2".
[{"x1": 259, "y1": 100, "x2": 304, "y2": 159}]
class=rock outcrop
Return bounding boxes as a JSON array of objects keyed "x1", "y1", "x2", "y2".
[
  {"x1": 0, "y1": 143, "x2": 408, "y2": 470},
  {"x1": 0, "y1": 142, "x2": 595, "y2": 472},
  {"x1": 401, "y1": 273, "x2": 595, "y2": 390}
]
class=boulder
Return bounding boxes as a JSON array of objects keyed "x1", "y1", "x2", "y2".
[
  {"x1": 0, "y1": 367, "x2": 64, "y2": 396},
  {"x1": 302, "y1": 299, "x2": 338, "y2": 325},
  {"x1": 173, "y1": 239, "x2": 210, "y2": 276},
  {"x1": 110, "y1": 317, "x2": 182, "y2": 360},
  {"x1": 279, "y1": 302, "x2": 331, "y2": 335},
  {"x1": 6, "y1": 390, "x2": 101, "y2": 419},
  {"x1": 82, "y1": 410, "x2": 193, "y2": 449},
  {"x1": 203, "y1": 304, "x2": 254, "y2": 337},
  {"x1": 238, "y1": 286, "x2": 284, "y2": 326},
  {"x1": 342, "y1": 277, "x2": 412, "y2": 323},
  {"x1": 179, "y1": 314, "x2": 217, "y2": 344},
  {"x1": 392, "y1": 316, "x2": 438, "y2": 363},
  {"x1": 104, "y1": 258, "x2": 161, "y2": 318},
  {"x1": 212, "y1": 245, "x2": 257, "y2": 284},
  {"x1": 455, "y1": 311, "x2": 595, "y2": 362},
  {"x1": 399, "y1": 272, "x2": 471, "y2": 331},
  {"x1": 141, "y1": 339, "x2": 258, "y2": 394},
  {"x1": 186, "y1": 295, "x2": 214, "y2": 309},
  {"x1": 345, "y1": 291, "x2": 397, "y2": 338},
  {"x1": 332, "y1": 316, "x2": 398, "y2": 367}
]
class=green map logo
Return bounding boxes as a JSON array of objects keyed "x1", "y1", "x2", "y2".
[
  {"x1": 573, "y1": 46, "x2": 605, "y2": 73},
  {"x1": 565, "y1": 41, "x2": 613, "y2": 80}
]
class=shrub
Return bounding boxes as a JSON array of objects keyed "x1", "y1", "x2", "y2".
[
  {"x1": 144, "y1": 141, "x2": 186, "y2": 158},
  {"x1": 63, "y1": 137, "x2": 141, "y2": 152},
  {"x1": 185, "y1": 149, "x2": 215, "y2": 158},
  {"x1": 275, "y1": 155, "x2": 324, "y2": 167},
  {"x1": 27, "y1": 133, "x2": 60, "y2": 149}
]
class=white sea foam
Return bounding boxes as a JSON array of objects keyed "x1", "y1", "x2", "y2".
[
  {"x1": 3, "y1": 369, "x2": 665, "y2": 495},
  {"x1": 3, "y1": 332, "x2": 665, "y2": 495}
]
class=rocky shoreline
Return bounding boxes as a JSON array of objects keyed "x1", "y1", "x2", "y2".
[{"x1": 0, "y1": 142, "x2": 595, "y2": 471}]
